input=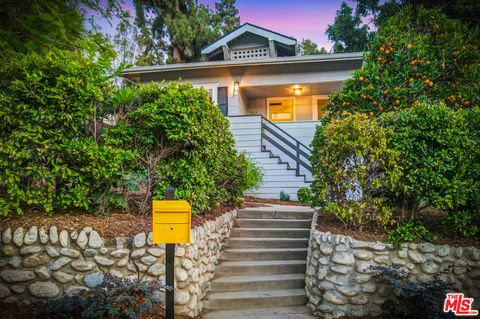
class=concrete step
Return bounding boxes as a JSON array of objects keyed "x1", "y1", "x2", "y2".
[
  {"x1": 225, "y1": 237, "x2": 309, "y2": 249},
  {"x1": 231, "y1": 228, "x2": 310, "y2": 238},
  {"x1": 235, "y1": 218, "x2": 311, "y2": 228},
  {"x1": 204, "y1": 289, "x2": 307, "y2": 310},
  {"x1": 203, "y1": 306, "x2": 314, "y2": 319},
  {"x1": 238, "y1": 208, "x2": 314, "y2": 220},
  {"x1": 215, "y1": 260, "x2": 306, "y2": 276},
  {"x1": 222, "y1": 248, "x2": 307, "y2": 261},
  {"x1": 211, "y1": 273, "x2": 305, "y2": 292}
]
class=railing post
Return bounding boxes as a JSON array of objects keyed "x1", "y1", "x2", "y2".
[{"x1": 296, "y1": 141, "x2": 300, "y2": 175}]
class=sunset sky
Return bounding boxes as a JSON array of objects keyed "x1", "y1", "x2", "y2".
[{"x1": 95, "y1": 0, "x2": 353, "y2": 51}]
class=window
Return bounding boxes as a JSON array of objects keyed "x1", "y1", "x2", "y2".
[
  {"x1": 268, "y1": 98, "x2": 294, "y2": 122},
  {"x1": 312, "y1": 95, "x2": 329, "y2": 120},
  {"x1": 193, "y1": 83, "x2": 218, "y2": 103}
]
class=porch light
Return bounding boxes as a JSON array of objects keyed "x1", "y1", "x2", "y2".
[
  {"x1": 233, "y1": 81, "x2": 240, "y2": 95},
  {"x1": 292, "y1": 86, "x2": 303, "y2": 95}
]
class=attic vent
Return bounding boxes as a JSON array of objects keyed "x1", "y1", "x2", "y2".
[{"x1": 231, "y1": 47, "x2": 270, "y2": 60}]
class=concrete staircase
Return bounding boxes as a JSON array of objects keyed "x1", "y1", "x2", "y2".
[{"x1": 202, "y1": 206, "x2": 315, "y2": 319}]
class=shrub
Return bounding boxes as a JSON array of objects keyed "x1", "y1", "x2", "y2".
[
  {"x1": 311, "y1": 113, "x2": 401, "y2": 228},
  {"x1": 280, "y1": 191, "x2": 290, "y2": 201},
  {"x1": 105, "y1": 82, "x2": 254, "y2": 214},
  {"x1": 372, "y1": 264, "x2": 454, "y2": 319},
  {"x1": 0, "y1": 50, "x2": 132, "y2": 216},
  {"x1": 387, "y1": 219, "x2": 436, "y2": 246},
  {"x1": 297, "y1": 187, "x2": 313, "y2": 205},
  {"x1": 445, "y1": 211, "x2": 480, "y2": 238},
  {"x1": 39, "y1": 275, "x2": 166, "y2": 319},
  {"x1": 381, "y1": 104, "x2": 480, "y2": 219},
  {"x1": 325, "y1": 6, "x2": 480, "y2": 119}
]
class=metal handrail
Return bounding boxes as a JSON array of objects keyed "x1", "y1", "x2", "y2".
[{"x1": 260, "y1": 116, "x2": 312, "y2": 176}]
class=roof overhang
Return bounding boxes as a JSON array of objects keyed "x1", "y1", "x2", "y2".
[
  {"x1": 123, "y1": 52, "x2": 364, "y2": 79},
  {"x1": 201, "y1": 23, "x2": 297, "y2": 55}
]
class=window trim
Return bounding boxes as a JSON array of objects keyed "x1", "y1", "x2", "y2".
[{"x1": 266, "y1": 97, "x2": 296, "y2": 122}]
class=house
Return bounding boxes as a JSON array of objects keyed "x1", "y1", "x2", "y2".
[{"x1": 122, "y1": 23, "x2": 363, "y2": 200}]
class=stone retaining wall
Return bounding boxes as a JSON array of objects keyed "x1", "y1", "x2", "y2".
[
  {"x1": 305, "y1": 212, "x2": 480, "y2": 318},
  {"x1": 0, "y1": 209, "x2": 237, "y2": 317}
]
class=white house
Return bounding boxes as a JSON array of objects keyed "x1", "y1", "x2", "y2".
[{"x1": 123, "y1": 23, "x2": 363, "y2": 200}]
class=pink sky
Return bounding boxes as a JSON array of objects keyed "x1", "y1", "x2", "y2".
[{"x1": 200, "y1": 0, "x2": 350, "y2": 50}]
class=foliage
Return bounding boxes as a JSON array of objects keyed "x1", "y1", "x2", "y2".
[
  {"x1": 372, "y1": 264, "x2": 454, "y2": 319},
  {"x1": 40, "y1": 275, "x2": 166, "y2": 319},
  {"x1": 280, "y1": 191, "x2": 290, "y2": 201},
  {"x1": 326, "y1": 6, "x2": 480, "y2": 118},
  {"x1": 214, "y1": 0, "x2": 241, "y2": 34},
  {"x1": 310, "y1": 113, "x2": 401, "y2": 228},
  {"x1": 444, "y1": 210, "x2": 480, "y2": 238},
  {"x1": 0, "y1": 50, "x2": 132, "y2": 216},
  {"x1": 133, "y1": 0, "x2": 240, "y2": 65},
  {"x1": 353, "y1": 0, "x2": 480, "y2": 29},
  {"x1": 105, "y1": 82, "x2": 253, "y2": 214},
  {"x1": 297, "y1": 38, "x2": 328, "y2": 55},
  {"x1": 297, "y1": 187, "x2": 313, "y2": 205},
  {"x1": 326, "y1": 2, "x2": 370, "y2": 53},
  {"x1": 381, "y1": 104, "x2": 480, "y2": 218},
  {"x1": 387, "y1": 219, "x2": 436, "y2": 246}
]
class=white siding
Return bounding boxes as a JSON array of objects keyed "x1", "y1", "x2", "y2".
[
  {"x1": 228, "y1": 116, "x2": 312, "y2": 201},
  {"x1": 275, "y1": 121, "x2": 320, "y2": 147}
]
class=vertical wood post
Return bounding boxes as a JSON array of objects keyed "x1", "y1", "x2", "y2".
[{"x1": 165, "y1": 187, "x2": 175, "y2": 319}]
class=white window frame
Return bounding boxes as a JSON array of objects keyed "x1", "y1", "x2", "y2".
[
  {"x1": 312, "y1": 95, "x2": 330, "y2": 120},
  {"x1": 267, "y1": 97, "x2": 296, "y2": 122},
  {"x1": 193, "y1": 83, "x2": 219, "y2": 104}
]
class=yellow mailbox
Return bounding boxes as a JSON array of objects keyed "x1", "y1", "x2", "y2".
[{"x1": 152, "y1": 200, "x2": 191, "y2": 244}]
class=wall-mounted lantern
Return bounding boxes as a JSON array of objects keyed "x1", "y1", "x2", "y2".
[
  {"x1": 292, "y1": 85, "x2": 303, "y2": 95},
  {"x1": 233, "y1": 81, "x2": 240, "y2": 95}
]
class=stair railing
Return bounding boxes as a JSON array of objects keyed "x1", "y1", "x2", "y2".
[{"x1": 260, "y1": 116, "x2": 312, "y2": 177}]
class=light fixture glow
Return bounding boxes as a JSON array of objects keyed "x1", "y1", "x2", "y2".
[
  {"x1": 233, "y1": 81, "x2": 239, "y2": 95},
  {"x1": 293, "y1": 86, "x2": 303, "y2": 95}
]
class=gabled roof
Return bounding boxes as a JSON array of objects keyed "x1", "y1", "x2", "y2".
[{"x1": 201, "y1": 23, "x2": 297, "y2": 55}]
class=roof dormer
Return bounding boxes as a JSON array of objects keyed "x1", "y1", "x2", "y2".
[{"x1": 201, "y1": 23, "x2": 297, "y2": 61}]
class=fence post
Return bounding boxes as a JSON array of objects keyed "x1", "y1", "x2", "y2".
[{"x1": 165, "y1": 187, "x2": 175, "y2": 319}]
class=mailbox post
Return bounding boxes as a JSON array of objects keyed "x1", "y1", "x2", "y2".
[{"x1": 152, "y1": 187, "x2": 192, "y2": 319}]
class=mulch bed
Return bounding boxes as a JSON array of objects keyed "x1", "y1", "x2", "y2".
[
  {"x1": 317, "y1": 209, "x2": 480, "y2": 248},
  {"x1": 0, "y1": 196, "x2": 306, "y2": 239}
]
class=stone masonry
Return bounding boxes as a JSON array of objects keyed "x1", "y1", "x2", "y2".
[
  {"x1": 0, "y1": 209, "x2": 237, "y2": 317},
  {"x1": 305, "y1": 212, "x2": 480, "y2": 318}
]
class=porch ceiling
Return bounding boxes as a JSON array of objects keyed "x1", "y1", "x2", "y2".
[{"x1": 241, "y1": 81, "x2": 342, "y2": 98}]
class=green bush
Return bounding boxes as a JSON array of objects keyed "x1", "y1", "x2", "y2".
[
  {"x1": 325, "y1": 6, "x2": 480, "y2": 119},
  {"x1": 387, "y1": 219, "x2": 436, "y2": 246},
  {"x1": 105, "y1": 82, "x2": 257, "y2": 214},
  {"x1": 40, "y1": 275, "x2": 166, "y2": 319},
  {"x1": 297, "y1": 187, "x2": 313, "y2": 205},
  {"x1": 381, "y1": 104, "x2": 480, "y2": 218},
  {"x1": 0, "y1": 50, "x2": 132, "y2": 216},
  {"x1": 311, "y1": 113, "x2": 401, "y2": 228},
  {"x1": 445, "y1": 211, "x2": 480, "y2": 238},
  {"x1": 280, "y1": 191, "x2": 290, "y2": 201}
]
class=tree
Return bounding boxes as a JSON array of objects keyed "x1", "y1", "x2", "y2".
[
  {"x1": 353, "y1": 0, "x2": 480, "y2": 28},
  {"x1": 326, "y1": 2, "x2": 370, "y2": 53},
  {"x1": 215, "y1": 0, "x2": 240, "y2": 34},
  {"x1": 297, "y1": 38, "x2": 328, "y2": 55},
  {"x1": 325, "y1": 6, "x2": 480, "y2": 118},
  {"x1": 134, "y1": 0, "x2": 240, "y2": 65}
]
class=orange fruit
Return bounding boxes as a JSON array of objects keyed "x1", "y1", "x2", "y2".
[
  {"x1": 359, "y1": 76, "x2": 364, "y2": 81},
  {"x1": 407, "y1": 44, "x2": 413, "y2": 49},
  {"x1": 369, "y1": 112, "x2": 374, "y2": 117},
  {"x1": 395, "y1": 100, "x2": 400, "y2": 105},
  {"x1": 385, "y1": 49, "x2": 391, "y2": 55}
]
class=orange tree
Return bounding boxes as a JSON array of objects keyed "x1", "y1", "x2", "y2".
[{"x1": 325, "y1": 6, "x2": 480, "y2": 118}]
